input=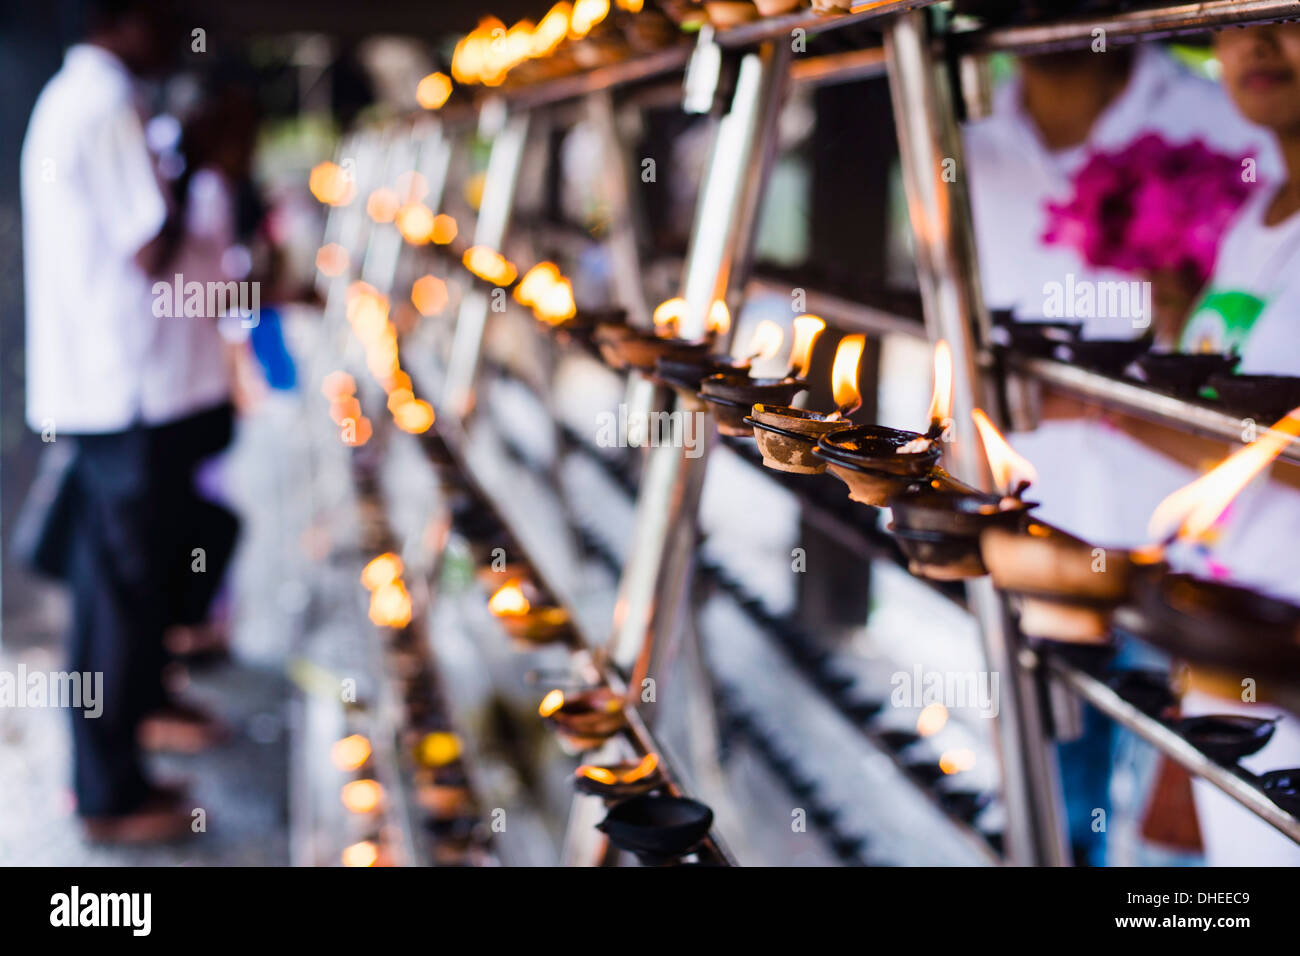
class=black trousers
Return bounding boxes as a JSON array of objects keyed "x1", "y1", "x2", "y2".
[{"x1": 66, "y1": 403, "x2": 237, "y2": 817}]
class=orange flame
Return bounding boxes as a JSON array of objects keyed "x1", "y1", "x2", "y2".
[
  {"x1": 393, "y1": 398, "x2": 435, "y2": 434},
  {"x1": 331, "y1": 734, "x2": 372, "y2": 771},
  {"x1": 342, "y1": 840, "x2": 380, "y2": 867},
  {"x1": 535, "y1": 279, "x2": 576, "y2": 324},
  {"x1": 788, "y1": 314, "x2": 825, "y2": 379},
  {"x1": 916, "y1": 703, "x2": 948, "y2": 738},
  {"x1": 396, "y1": 203, "x2": 436, "y2": 244},
  {"x1": 972, "y1": 408, "x2": 1038, "y2": 495},
  {"x1": 361, "y1": 553, "x2": 403, "y2": 591},
  {"x1": 489, "y1": 579, "x2": 531, "y2": 617},
  {"x1": 707, "y1": 300, "x2": 731, "y2": 337},
  {"x1": 411, "y1": 275, "x2": 449, "y2": 317},
  {"x1": 532, "y1": 3, "x2": 572, "y2": 57},
  {"x1": 745, "y1": 320, "x2": 784, "y2": 361},
  {"x1": 653, "y1": 297, "x2": 685, "y2": 336},
  {"x1": 928, "y1": 340, "x2": 953, "y2": 429},
  {"x1": 1148, "y1": 407, "x2": 1300, "y2": 544},
  {"x1": 463, "y1": 246, "x2": 517, "y2": 286},
  {"x1": 538, "y1": 688, "x2": 565, "y2": 717},
  {"x1": 308, "y1": 162, "x2": 354, "y2": 206},
  {"x1": 577, "y1": 765, "x2": 617, "y2": 784},
  {"x1": 570, "y1": 0, "x2": 609, "y2": 37},
  {"x1": 431, "y1": 214, "x2": 458, "y2": 245},
  {"x1": 341, "y1": 779, "x2": 384, "y2": 814},
  {"x1": 368, "y1": 580, "x2": 412, "y2": 628},
  {"x1": 416, "y1": 72, "x2": 453, "y2": 110},
  {"x1": 831, "y1": 334, "x2": 865, "y2": 411},
  {"x1": 939, "y1": 749, "x2": 976, "y2": 775},
  {"x1": 621, "y1": 752, "x2": 659, "y2": 782},
  {"x1": 514, "y1": 262, "x2": 562, "y2": 307}
]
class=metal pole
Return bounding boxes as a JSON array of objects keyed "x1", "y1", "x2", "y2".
[
  {"x1": 884, "y1": 8, "x2": 1069, "y2": 866},
  {"x1": 585, "y1": 91, "x2": 652, "y2": 329},
  {"x1": 443, "y1": 109, "x2": 530, "y2": 419}
]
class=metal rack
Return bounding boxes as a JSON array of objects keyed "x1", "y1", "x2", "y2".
[{"x1": 320, "y1": 0, "x2": 1300, "y2": 866}]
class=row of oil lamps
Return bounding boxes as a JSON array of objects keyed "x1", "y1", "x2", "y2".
[
  {"x1": 502, "y1": 293, "x2": 1300, "y2": 794},
  {"x1": 332, "y1": 457, "x2": 497, "y2": 867},
  {"x1": 404, "y1": 426, "x2": 721, "y2": 864}
]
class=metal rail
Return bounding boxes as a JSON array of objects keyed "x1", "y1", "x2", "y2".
[
  {"x1": 955, "y1": 0, "x2": 1300, "y2": 56},
  {"x1": 1045, "y1": 655, "x2": 1300, "y2": 845},
  {"x1": 1007, "y1": 354, "x2": 1300, "y2": 466}
]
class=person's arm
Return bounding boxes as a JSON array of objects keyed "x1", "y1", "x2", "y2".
[{"x1": 83, "y1": 102, "x2": 170, "y2": 275}]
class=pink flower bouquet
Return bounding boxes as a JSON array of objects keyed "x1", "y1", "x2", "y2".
[{"x1": 1043, "y1": 133, "x2": 1254, "y2": 287}]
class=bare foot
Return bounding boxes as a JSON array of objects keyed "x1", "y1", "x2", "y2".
[{"x1": 83, "y1": 792, "x2": 195, "y2": 845}]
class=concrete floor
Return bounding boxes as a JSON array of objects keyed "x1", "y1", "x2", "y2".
[{"x1": 0, "y1": 396, "x2": 302, "y2": 866}]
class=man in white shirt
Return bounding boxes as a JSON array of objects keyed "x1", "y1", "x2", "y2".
[{"x1": 21, "y1": 0, "x2": 205, "y2": 843}]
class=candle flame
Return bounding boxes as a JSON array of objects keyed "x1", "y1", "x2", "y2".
[
  {"x1": 416, "y1": 71, "x2": 453, "y2": 110},
  {"x1": 489, "y1": 579, "x2": 531, "y2": 617},
  {"x1": 463, "y1": 246, "x2": 517, "y2": 286},
  {"x1": 331, "y1": 734, "x2": 372, "y2": 771},
  {"x1": 417, "y1": 731, "x2": 462, "y2": 767},
  {"x1": 532, "y1": 3, "x2": 572, "y2": 57},
  {"x1": 570, "y1": 0, "x2": 609, "y2": 37},
  {"x1": 577, "y1": 765, "x2": 617, "y2": 784},
  {"x1": 535, "y1": 278, "x2": 576, "y2": 324},
  {"x1": 653, "y1": 297, "x2": 685, "y2": 336},
  {"x1": 308, "y1": 162, "x2": 354, "y2": 206},
  {"x1": 916, "y1": 703, "x2": 948, "y2": 738},
  {"x1": 538, "y1": 688, "x2": 565, "y2": 717},
  {"x1": 431, "y1": 214, "x2": 458, "y2": 245},
  {"x1": 928, "y1": 340, "x2": 953, "y2": 429},
  {"x1": 340, "y1": 779, "x2": 384, "y2": 814},
  {"x1": 393, "y1": 398, "x2": 435, "y2": 434},
  {"x1": 342, "y1": 841, "x2": 380, "y2": 867},
  {"x1": 939, "y1": 749, "x2": 976, "y2": 775},
  {"x1": 395, "y1": 202, "x2": 435, "y2": 244},
  {"x1": 621, "y1": 752, "x2": 659, "y2": 782},
  {"x1": 368, "y1": 580, "x2": 412, "y2": 628},
  {"x1": 788, "y1": 315, "x2": 825, "y2": 379},
  {"x1": 707, "y1": 299, "x2": 731, "y2": 336},
  {"x1": 1148, "y1": 407, "x2": 1300, "y2": 545},
  {"x1": 746, "y1": 320, "x2": 784, "y2": 361},
  {"x1": 831, "y1": 334, "x2": 865, "y2": 411},
  {"x1": 514, "y1": 262, "x2": 562, "y2": 307},
  {"x1": 972, "y1": 408, "x2": 1038, "y2": 495},
  {"x1": 361, "y1": 552, "x2": 403, "y2": 591}
]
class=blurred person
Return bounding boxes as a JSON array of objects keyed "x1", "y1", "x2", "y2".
[
  {"x1": 19, "y1": 0, "x2": 219, "y2": 843},
  {"x1": 963, "y1": 44, "x2": 1280, "y2": 867},
  {"x1": 1165, "y1": 22, "x2": 1300, "y2": 867}
]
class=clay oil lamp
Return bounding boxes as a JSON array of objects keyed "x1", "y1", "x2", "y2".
[
  {"x1": 1170, "y1": 714, "x2": 1280, "y2": 766},
  {"x1": 698, "y1": 319, "x2": 808, "y2": 436},
  {"x1": 1104, "y1": 669, "x2": 1177, "y2": 719},
  {"x1": 595, "y1": 793, "x2": 715, "y2": 864},
  {"x1": 1115, "y1": 407, "x2": 1300, "y2": 699},
  {"x1": 813, "y1": 340, "x2": 952, "y2": 506},
  {"x1": 1052, "y1": 333, "x2": 1153, "y2": 376},
  {"x1": 538, "y1": 687, "x2": 626, "y2": 752},
  {"x1": 573, "y1": 752, "x2": 665, "y2": 800},
  {"x1": 651, "y1": 297, "x2": 749, "y2": 392},
  {"x1": 592, "y1": 296, "x2": 715, "y2": 373},
  {"x1": 1206, "y1": 372, "x2": 1300, "y2": 421},
  {"x1": 1136, "y1": 351, "x2": 1239, "y2": 398},
  {"x1": 887, "y1": 410, "x2": 1036, "y2": 582},
  {"x1": 487, "y1": 578, "x2": 571, "y2": 647},
  {"x1": 1257, "y1": 769, "x2": 1300, "y2": 816},
  {"x1": 746, "y1": 317, "x2": 865, "y2": 475},
  {"x1": 988, "y1": 312, "x2": 1082, "y2": 358},
  {"x1": 982, "y1": 520, "x2": 1157, "y2": 651}
]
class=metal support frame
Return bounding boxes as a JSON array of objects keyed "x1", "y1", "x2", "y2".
[
  {"x1": 443, "y1": 110, "x2": 530, "y2": 419},
  {"x1": 883, "y1": 8, "x2": 1069, "y2": 867}
]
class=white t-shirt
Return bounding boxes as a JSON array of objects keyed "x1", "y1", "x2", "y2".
[
  {"x1": 964, "y1": 45, "x2": 1281, "y2": 339},
  {"x1": 21, "y1": 44, "x2": 225, "y2": 434},
  {"x1": 1180, "y1": 186, "x2": 1300, "y2": 375},
  {"x1": 146, "y1": 167, "x2": 237, "y2": 416}
]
